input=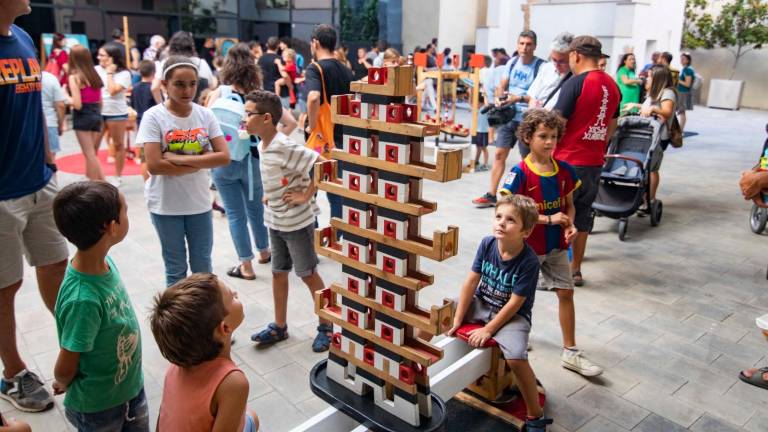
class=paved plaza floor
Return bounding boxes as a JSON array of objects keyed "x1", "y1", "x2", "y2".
[{"x1": 2, "y1": 106, "x2": 767, "y2": 431}]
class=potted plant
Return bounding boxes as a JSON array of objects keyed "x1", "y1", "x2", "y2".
[{"x1": 683, "y1": 0, "x2": 768, "y2": 109}]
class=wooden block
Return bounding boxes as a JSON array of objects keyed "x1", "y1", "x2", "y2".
[
  {"x1": 336, "y1": 94, "x2": 350, "y2": 115},
  {"x1": 376, "y1": 208, "x2": 408, "y2": 240},
  {"x1": 349, "y1": 100, "x2": 361, "y2": 118},
  {"x1": 371, "y1": 384, "x2": 421, "y2": 427},
  {"x1": 375, "y1": 279, "x2": 407, "y2": 312},
  {"x1": 351, "y1": 66, "x2": 416, "y2": 97},
  {"x1": 342, "y1": 204, "x2": 369, "y2": 229},
  {"x1": 326, "y1": 355, "x2": 367, "y2": 396},
  {"x1": 376, "y1": 245, "x2": 408, "y2": 277},
  {"x1": 375, "y1": 313, "x2": 406, "y2": 345},
  {"x1": 330, "y1": 283, "x2": 437, "y2": 333},
  {"x1": 342, "y1": 133, "x2": 373, "y2": 157},
  {"x1": 316, "y1": 180, "x2": 436, "y2": 217},
  {"x1": 378, "y1": 142, "x2": 409, "y2": 165},
  {"x1": 386, "y1": 104, "x2": 404, "y2": 123},
  {"x1": 377, "y1": 171, "x2": 410, "y2": 203},
  {"x1": 332, "y1": 95, "x2": 436, "y2": 137},
  {"x1": 330, "y1": 346, "x2": 417, "y2": 394},
  {"x1": 342, "y1": 166, "x2": 372, "y2": 194},
  {"x1": 342, "y1": 265, "x2": 370, "y2": 297},
  {"x1": 317, "y1": 307, "x2": 442, "y2": 366},
  {"x1": 368, "y1": 67, "x2": 388, "y2": 84}
]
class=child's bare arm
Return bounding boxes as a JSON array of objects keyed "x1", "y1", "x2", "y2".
[
  {"x1": 466, "y1": 294, "x2": 525, "y2": 347},
  {"x1": 52, "y1": 349, "x2": 80, "y2": 394},
  {"x1": 447, "y1": 272, "x2": 481, "y2": 336},
  {"x1": 162, "y1": 136, "x2": 230, "y2": 169},
  {"x1": 145, "y1": 143, "x2": 200, "y2": 176},
  {"x1": 211, "y1": 371, "x2": 249, "y2": 432},
  {"x1": 563, "y1": 191, "x2": 577, "y2": 242}
]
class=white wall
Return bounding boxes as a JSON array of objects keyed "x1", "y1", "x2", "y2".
[
  {"x1": 401, "y1": 0, "x2": 440, "y2": 54},
  {"x1": 437, "y1": 0, "x2": 480, "y2": 57},
  {"x1": 692, "y1": 48, "x2": 768, "y2": 110}
]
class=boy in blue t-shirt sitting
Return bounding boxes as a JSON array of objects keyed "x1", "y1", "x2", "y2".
[
  {"x1": 443, "y1": 194, "x2": 552, "y2": 431},
  {"x1": 499, "y1": 109, "x2": 603, "y2": 377}
]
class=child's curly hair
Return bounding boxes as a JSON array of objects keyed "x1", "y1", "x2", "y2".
[{"x1": 515, "y1": 108, "x2": 566, "y2": 145}]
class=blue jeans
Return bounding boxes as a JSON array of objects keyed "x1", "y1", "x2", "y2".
[
  {"x1": 65, "y1": 388, "x2": 149, "y2": 432},
  {"x1": 150, "y1": 211, "x2": 213, "y2": 286},
  {"x1": 212, "y1": 157, "x2": 269, "y2": 261}
]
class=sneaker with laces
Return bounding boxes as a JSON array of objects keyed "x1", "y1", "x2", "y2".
[
  {"x1": 472, "y1": 192, "x2": 497, "y2": 208},
  {"x1": 561, "y1": 350, "x2": 603, "y2": 377},
  {"x1": 0, "y1": 370, "x2": 54, "y2": 412}
]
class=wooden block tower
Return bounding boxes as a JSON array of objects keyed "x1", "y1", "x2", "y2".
[{"x1": 310, "y1": 65, "x2": 464, "y2": 430}]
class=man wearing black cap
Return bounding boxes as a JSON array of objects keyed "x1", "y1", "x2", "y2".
[{"x1": 553, "y1": 36, "x2": 620, "y2": 290}]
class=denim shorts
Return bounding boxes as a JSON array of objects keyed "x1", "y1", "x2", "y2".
[
  {"x1": 269, "y1": 223, "x2": 319, "y2": 277},
  {"x1": 65, "y1": 388, "x2": 149, "y2": 432},
  {"x1": 103, "y1": 114, "x2": 129, "y2": 122},
  {"x1": 73, "y1": 103, "x2": 103, "y2": 132},
  {"x1": 47, "y1": 126, "x2": 60, "y2": 153},
  {"x1": 452, "y1": 296, "x2": 531, "y2": 360},
  {"x1": 494, "y1": 120, "x2": 520, "y2": 149}
]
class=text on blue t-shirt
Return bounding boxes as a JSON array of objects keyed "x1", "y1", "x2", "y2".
[{"x1": 471, "y1": 236, "x2": 540, "y2": 323}]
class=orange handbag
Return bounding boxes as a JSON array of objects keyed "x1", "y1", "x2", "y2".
[{"x1": 305, "y1": 61, "x2": 336, "y2": 159}]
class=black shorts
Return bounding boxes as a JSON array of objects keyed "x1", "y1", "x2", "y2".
[
  {"x1": 573, "y1": 166, "x2": 601, "y2": 232},
  {"x1": 72, "y1": 103, "x2": 103, "y2": 132},
  {"x1": 472, "y1": 132, "x2": 489, "y2": 147}
]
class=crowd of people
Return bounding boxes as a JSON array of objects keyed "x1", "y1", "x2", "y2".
[{"x1": 0, "y1": 0, "x2": 762, "y2": 430}]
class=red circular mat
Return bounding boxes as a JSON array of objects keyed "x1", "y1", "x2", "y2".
[{"x1": 57, "y1": 149, "x2": 143, "y2": 176}]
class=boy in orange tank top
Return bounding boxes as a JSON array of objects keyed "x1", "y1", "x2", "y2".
[{"x1": 150, "y1": 273, "x2": 259, "y2": 431}]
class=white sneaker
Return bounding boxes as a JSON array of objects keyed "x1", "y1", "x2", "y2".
[
  {"x1": 561, "y1": 349, "x2": 603, "y2": 377},
  {"x1": 107, "y1": 176, "x2": 122, "y2": 188}
]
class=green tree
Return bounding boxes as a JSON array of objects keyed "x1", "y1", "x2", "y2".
[
  {"x1": 360, "y1": 0, "x2": 379, "y2": 44},
  {"x1": 683, "y1": 0, "x2": 768, "y2": 77},
  {"x1": 340, "y1": 0, "x2": 355, "y2": 42}
]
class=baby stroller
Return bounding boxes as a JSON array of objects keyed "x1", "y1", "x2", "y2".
[
  {"x1": 749, "y1": 123, "x2": 768, "y2": 234},
  {"x1": 591, "y1": 116, "x2": 664, "y2": 240}
]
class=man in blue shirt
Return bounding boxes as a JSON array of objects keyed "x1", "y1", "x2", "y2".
[
  {"x1": 0, "y1": 0, "x2": 68, "y2": 412},
  {"x1": 473, "y1": 30, "x2": 545, "y2": 208}
]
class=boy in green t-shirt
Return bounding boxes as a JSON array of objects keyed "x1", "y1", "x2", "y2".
[{"x1": 51, "y1": 181, "x2": 148, "y2": 431}]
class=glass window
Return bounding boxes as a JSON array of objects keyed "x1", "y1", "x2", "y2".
[
  {"x1": 183, "y1": 0, "x2": 237, "y2": 17},
  {"x1": 294, "y1": 0, "x2": 331, "y2": 8}
]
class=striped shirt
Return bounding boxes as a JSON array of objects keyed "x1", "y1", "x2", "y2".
[{"x1": 260, "y1": 132, "x2": 320, "y2": 232}]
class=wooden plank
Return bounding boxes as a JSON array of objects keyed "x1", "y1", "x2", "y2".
[
  {"x1": 315, "y1": 243, "x2": 433, "y2": 290},
  {"x1": 330, "y1": 149, "x2": 462, "y2": 183},
  {"x1": 318, "y1": 308, "x2": 442, "y2": 366},
  {"x1": 316, "y1": 181, "x2": 436, "y2": 217},
  {"x1": 330, "y1": 218, "x2": 459, "y2": 262},
  {"x1": 349, "y1": 66, "x2": 416, "y2": 97},
  {"x1": 453, "y1": 392, "x2": 524, "y2": 428},
  {"x1": 332, "y1": 113, "x2": 440, "y2": 138},
  {"x1": 329, "y1": 346, "x2": 417, "y2": 394},
  {"x1": 329, "y1": 283, "x2": 434, "y2": 333}
]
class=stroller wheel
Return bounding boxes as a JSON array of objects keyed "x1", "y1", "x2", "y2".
[
  {"x1": 650, "y1": 200, "x2": 663, "y2": 227},
  {"x1": 750, "y1": 204, "x2": 768, "y2": 234},
  {"x1": 618, "y1": 219, "x2": 628, "y2": 241}
]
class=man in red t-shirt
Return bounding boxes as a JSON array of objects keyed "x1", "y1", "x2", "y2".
[{"x1": 553, "y1": 36, "x2": 620, "y2": 286}]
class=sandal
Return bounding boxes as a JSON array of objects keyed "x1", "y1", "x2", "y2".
[
  {"x1": 312, "y1": 323, "x2": 333, "y2": 352},
  {"x1": 227, "y1": 265, "x2": 256, "y2": 280},
  {"x1": 739, "y1": 367, "x2": 768, "y2": 390},
  {"x1": 258, "y1": 255, "x2": 272, "y2": 264},
  {"x1": 251, "y1": 323, "x2": 289, "y2": 346},
  {"x1": 572, "y1": 271, "x2": 584, "y2": 287}
]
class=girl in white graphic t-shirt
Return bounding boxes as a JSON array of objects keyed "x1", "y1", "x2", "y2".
[{"x1": 136, "y1": 56, "x2": 230, "y2": 287}]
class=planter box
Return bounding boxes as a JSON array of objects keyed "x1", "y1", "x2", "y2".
[{"x1": 707, "y1": 79, "x2": 744, "y2": 110}]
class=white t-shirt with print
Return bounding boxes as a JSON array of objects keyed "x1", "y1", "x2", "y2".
[
  {"x1": 95, "y1": 66, "x2": 132, "y2": 116},
  {"x1": 136, "y1": 103, "x2": 223, "y2": 216},
  {"x1": 41, "y1": 71, "x2": 66, "y2": 127}
]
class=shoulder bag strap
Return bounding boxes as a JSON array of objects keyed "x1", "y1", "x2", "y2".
[{"x1": 313, "y1": 61, "x2": 330, "y2": 105}]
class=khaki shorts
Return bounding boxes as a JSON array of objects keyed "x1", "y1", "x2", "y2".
[
  {"x1": 452, "y1": 296, "x2": 531, "y2": 360},
  {"x1": 0, "y1": 177, "x2": 69, "y2": 288},
  {"x1": 537, "y1": 249, "x2": 574, "y2": 291}
]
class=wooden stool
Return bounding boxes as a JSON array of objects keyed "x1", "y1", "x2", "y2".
[{"x1": 454, "y1": 323, "x2": 515, "y2": 401}]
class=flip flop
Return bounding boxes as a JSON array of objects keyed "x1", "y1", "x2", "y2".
[
  {"x1": 572, "y1": 271, "x2": 584, "y2": 287},
  {"x1": 739, "y1": 367, "x2": 768, "y2": 390},
  {"x1": 227, "y1": 265, "x2": 256, "y2": 280}
]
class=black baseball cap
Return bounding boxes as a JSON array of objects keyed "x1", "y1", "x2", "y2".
[{"x1": 569, "y1": 35, "x2": 608, "y2": 59}]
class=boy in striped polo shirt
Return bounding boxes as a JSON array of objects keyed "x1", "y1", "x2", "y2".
[
  {"x1": 243, "y1": 90, "x2": 332, "y2": 352},
  {"x1": 499, "y1": 109, "x2": 603, "y2": 377}
]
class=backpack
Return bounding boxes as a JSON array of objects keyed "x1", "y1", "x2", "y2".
[
  {"x1": 211, "y1": 85, "x2": 252, "y2": 161},
  {"x1": 211, "y1": 85, "x2": 259, "y2": 199},
  {"x1": 692, "y1": 72, "x2": 703, "y2": 91}
]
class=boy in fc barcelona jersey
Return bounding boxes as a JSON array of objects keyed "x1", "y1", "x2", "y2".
[{"x1": 500, "y1": 109, "x2": 604, "y2": 377}]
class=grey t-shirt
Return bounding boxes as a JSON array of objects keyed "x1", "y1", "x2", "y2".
[{"x1": 642, "y1": 87, "x2": 676, "y2": 140}]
